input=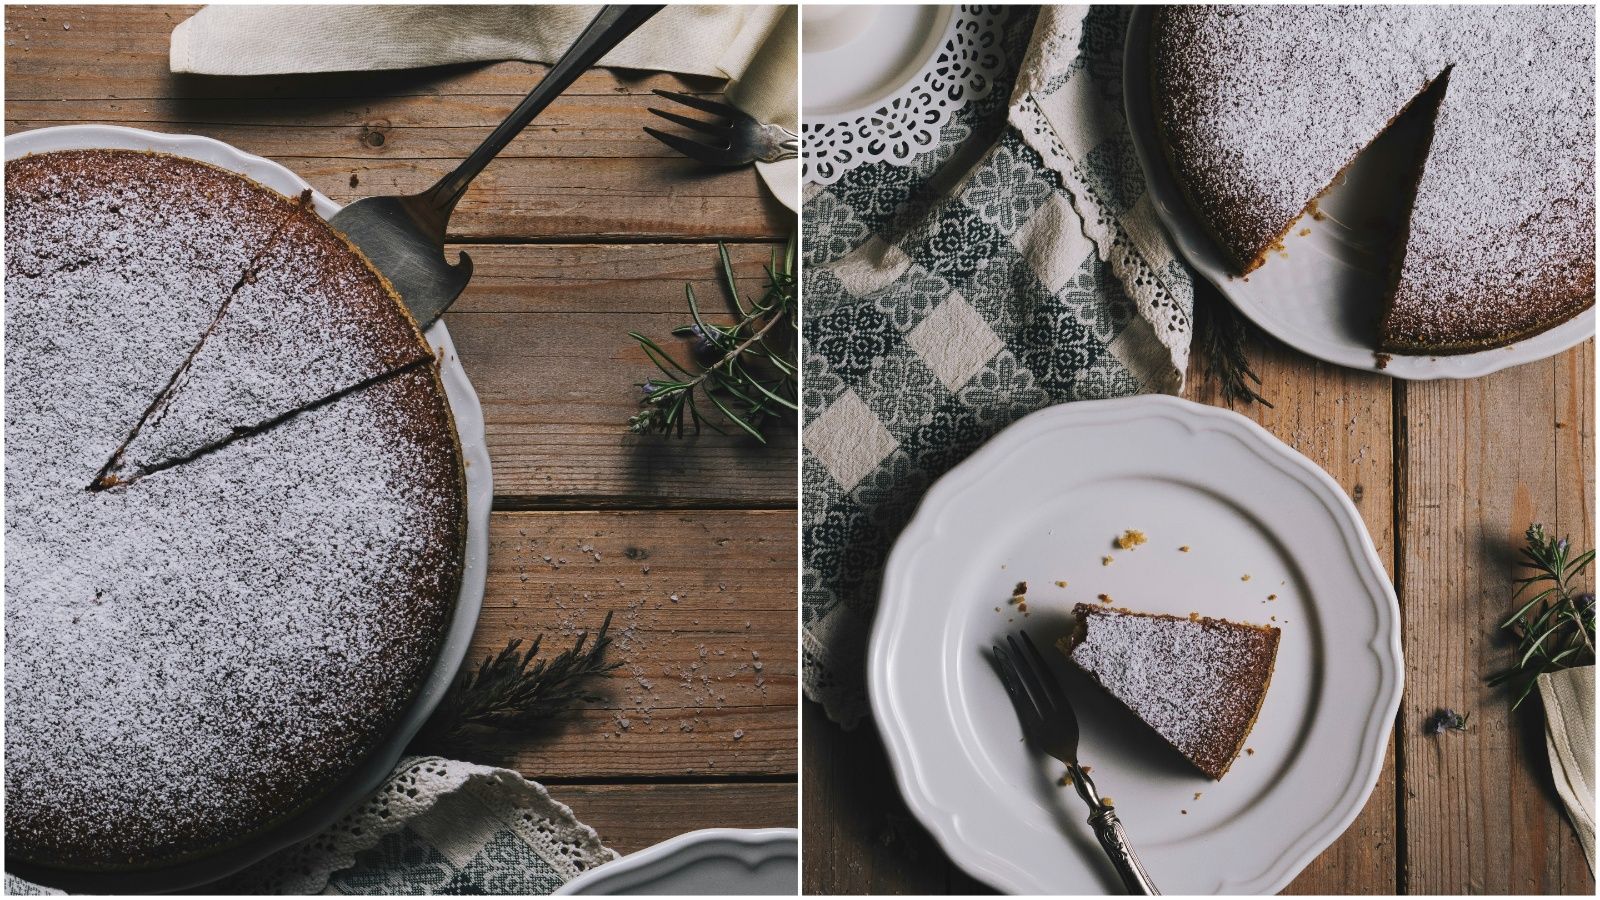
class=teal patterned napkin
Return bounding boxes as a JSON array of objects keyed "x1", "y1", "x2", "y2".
[
  {"x1": 5, "y1": 758, "x2": 614, "y2": 895},
  {"x1": 802, "y1": 6, "x2": 1196, "y2": 726}
]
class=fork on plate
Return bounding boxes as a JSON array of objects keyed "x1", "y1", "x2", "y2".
[
  {"x1": 645, "y1": 89, "x2": 798, "y2": 166},
  {"x1": 993, "y1": 631, "x2": 1161, "y2": 895}
]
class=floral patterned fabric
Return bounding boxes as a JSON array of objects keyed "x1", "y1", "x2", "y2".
[{"x1": 802, "y1": 6, "x2": 1196, "y2": 727}]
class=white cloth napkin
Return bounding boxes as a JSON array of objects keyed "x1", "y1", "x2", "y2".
[
  {"x1": 1539, "y1": 666, "x2": 1596, "y2": 872},
  {"x1": 170, "y1": 4, "x2": 797, "y2": 211}
]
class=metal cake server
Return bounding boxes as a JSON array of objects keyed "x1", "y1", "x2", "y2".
[
  {"x1": 993, "y1": 631, "x2": 1161, "y2": 895},
  {"x1": 330, "y1": 4, "x2": 663, "y2": 330}
]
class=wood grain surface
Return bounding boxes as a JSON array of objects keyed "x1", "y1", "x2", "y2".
[
  {"x1": 4, "y1": 2, "x2": 797, "y2": 865},
  {"x1": 803, "y1": 288, "x2": 1595, "y2": 894}
]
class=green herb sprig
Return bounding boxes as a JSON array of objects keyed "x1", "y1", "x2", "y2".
[
  {"x1": 628, "y1": 240, "x2": 797, "y2": 442},
  {"x1": 1195, "y1": 280, "x2": 1271, "y2": 409},
  {"x1": 1487, "y1": 525, "x2": 1595, "y2": 708},
  {"x1": 411, "y1": 612, "x2": 620, "y2": 753}
]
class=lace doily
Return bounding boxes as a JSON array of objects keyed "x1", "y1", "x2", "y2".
[
  {"x1": 5, "y1": 757, "x2": 616, "y2": 895},
  {"x1": 803, "y1": 5, "x2": 1012, "y2": 185},
  {"x1": 1007, "y1": 6, "x2": 1193, "y2": 383}
]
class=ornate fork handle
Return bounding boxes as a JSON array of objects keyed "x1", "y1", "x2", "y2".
[
  {"x1": 1070, "y1": 765, "x2": 1161, "y2": 895},
  {"x1": 758, "y1": 123, "x2": 799, "y2": 163}
]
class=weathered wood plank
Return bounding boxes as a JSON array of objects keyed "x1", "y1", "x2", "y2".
[
  {"x1": 443, "y1": 243, "x2": 796, "y2": 505},
  {"x1": 4, "y1": 7, "x2": 792, "y2": 242},
  {"x1": 1185, "y1": 328, "x2": 1401, "y2": 894},
  {"x1": 459, "y1": 510, "x2": 796, "y2": 779},
  {"x1": 555, "y1": 782, "x2": 797, "y2": 856},
  {"x1": 801, "y1": 705, "x2": 967, "y2": 895},
  {"x1": 1398, "y1": 346, "x2": 1595, "y2": 894}
]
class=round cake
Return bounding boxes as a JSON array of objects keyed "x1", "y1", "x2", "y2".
[
  {"x1": 1151, "y1": 5, "x2": 1595, "y2": 354},
  {"x1": 5, "y1": 149, "x2": 467, "y2": 873}
]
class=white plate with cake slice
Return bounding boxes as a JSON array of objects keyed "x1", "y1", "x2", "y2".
[
  {"x1": 5, "y1": 125, "x2": 493, "y2": 892},
  {"x1": 1122, "y1": 8, "x2": 1594, "y2": 380},
  {"x1": 868, "y1": 396, "x2": 1401, "y2": 894}
]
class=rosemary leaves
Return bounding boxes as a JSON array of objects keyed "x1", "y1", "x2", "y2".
[
  {"x1": 410, "y1": 612, "x2": 620, "y2": 753},
  {"x1": 628, "y1": 240, "x2": 797, "y2": 442},
  {"x1": 1487, "y1": 524, "x2": 1595, "y2": 708}
]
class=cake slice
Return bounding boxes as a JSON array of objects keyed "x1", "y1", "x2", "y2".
[
  {"x1": 1058, "y1": 603, "x2": 1279, "y2": 780},
  {"x1": 92, "y1": 201, "x2": 436, "y2": 488}
]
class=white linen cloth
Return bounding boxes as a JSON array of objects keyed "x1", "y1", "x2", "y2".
[
  {"x1": 1539, "y1": 666, "x2": 1596, "y2": 872},
  {"x1": 169, "y1": 4, "x2": 797, "y2": 211}
]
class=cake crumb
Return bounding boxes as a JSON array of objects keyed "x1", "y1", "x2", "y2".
[
  {"x1": 1055, "y1": 580, "x2": 1068, "y2": 588},
  {"x1": 1241, "y1": 574, "x2": 1252, "y2": 581},
  {"x1": 1181, "y1": 809, "x2": 1188, "y2": 815},
  {"x1": 1194, "y1": 792, "x2": 1203, "y2": 800},
  {"x1": 1246, "y1": 747, "x2": 1255, "y2": 756},
  {"x1": 1179, "y1": 545, "x2": 1191, "y2": 553},
  {"x1": 1102, "y1": 555, "x2": 1114, "y2": 566},
  {"x1": 1012, "y1": 581, "x2": 1028, "y2": 596},
  {"x1": 1098, "y1": 593, "x2": 1112, "y2": 604},
  {"x1": 1267, "y1": 593, "x2": 1277, "y2": 601},
  {"x1": 1113, "y1": 529, "x2": 1148, "y2": 550},
  {"x1": 1058, "y1": 770, "x2": 1074, "y2": 786},
  {"x1": 1101, "y1": 796, "x2": 1115, "y2": 807}
]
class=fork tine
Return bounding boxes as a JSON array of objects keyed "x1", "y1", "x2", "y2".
[
  {"x1": 647, "y1": 105, "x2": 731, "y2": 137},
  {"x1": 1006, "y1": 634, "x2": 1055, "y2": 719},
  {"x1": 992, "y1": 643, "x2": 1045, "y2": 733},
  {"x1": 643, "y1": 126, "x2": 747, "y2": 166},
  {"x1": 652, "y1": 88, "x2": 739, "y2": 118},
  {"x1": 1019, "y1": 631, "x2": 1069, "y2": 712}
]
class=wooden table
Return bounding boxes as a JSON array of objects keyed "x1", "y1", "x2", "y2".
[
  {"x1": 802, "y1": 306, "x2": 1595, "y2": 888},
  {"x1": 6, "y1": 5, "x2": 797, "y2": 859}
]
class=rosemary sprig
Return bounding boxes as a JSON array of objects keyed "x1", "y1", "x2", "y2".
[
  {"x1": 628, "y1": 239, "x2": 797, "y2": 442},
  {"x1": 1194, "y1": 280, "x2": 1272, "y2": 409},
  {"x1": 1487, "y1": 525, "x2": 1595, "y2": 708},
  {"x1": 410, "y1": 612, "x2": 621, "y2": 753}
]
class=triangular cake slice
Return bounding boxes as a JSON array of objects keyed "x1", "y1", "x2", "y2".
[
  {"x1": 93, "y1": 201, "x2": 435, "y2": 488},
  {"x1": 1058, "y1": 603, "x2": 1279, "y2": 780}
]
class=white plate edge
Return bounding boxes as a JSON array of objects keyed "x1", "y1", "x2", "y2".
[
  {"x1": 4, "y1": 124, "x2": 493, "y2": 891},
  {"x1": 867, "y1": 395, "x2": 1402, "y2": 895},
  {"x1": 554, "y1": 827, "x2": 799, "y2": 896}
]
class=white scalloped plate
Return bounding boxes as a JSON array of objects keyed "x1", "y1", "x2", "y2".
[
  {"x1": 556, "y1": 828, "x2": 798, "y2": 896},
  {"x1": 1123, "y1": 9, "x2": 1594, "y2": 380},
  {"x1": 869, "y1": 396, "x2": 1401, "y2": 894},
  {"x1": 4, "y1": 125, "x2": 493, "y2": 893}
]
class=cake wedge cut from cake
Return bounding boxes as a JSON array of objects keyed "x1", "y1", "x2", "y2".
[
  {"x1": 92, "y1": 197, "x2": 436, "y2": 488},
  {"x1": 1151, "y1": 5, "x2": 1595, "y2": 354},
  {"x1": 1058, "y1": 603, "x2": 1279, "y2": 780}
]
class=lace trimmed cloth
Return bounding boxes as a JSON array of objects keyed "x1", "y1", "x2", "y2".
[
  {"x1": 801, "y1": 6, "x2": 1195, "y2": 727},
  {"x1": 5, "y1": 757, "x2": 615, "y2": 895}
]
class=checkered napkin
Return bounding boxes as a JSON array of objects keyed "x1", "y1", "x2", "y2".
[
  {"x1": 4, "y1": 758, "x2": 614, "y2": 895},
  {"x1": 801, "y1": 6, "x2": 1197, "y2": 727}
]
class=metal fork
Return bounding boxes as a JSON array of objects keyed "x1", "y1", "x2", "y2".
[
  {"x1": 329, "y1": 4, "x2": 663, "y2": 330},
  {"x1": 645, "y1": 89, "x2": 798, "y2": 166},
  {"x1": 993, "y1": 632, "x2": 1161, "y2": 895}
]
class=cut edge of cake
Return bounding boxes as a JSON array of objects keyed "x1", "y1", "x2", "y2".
[{"x1": 90, "y1": 181, "x2": 437, "y2": 491}]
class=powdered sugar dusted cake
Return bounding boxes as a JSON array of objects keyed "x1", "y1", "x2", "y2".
[
  {"x1": 1152, "y1": 5, "x2": 1595, "y2": 354},
  {"x1": 1059, "y1": 604, "x2": 1279, "y2": 780},
  {"x1": 95, "y1": 196, "x2": 435, "y2": 486},
  {"x1": 5, "y1": 149, "x2": 466, "y2": 872}
]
